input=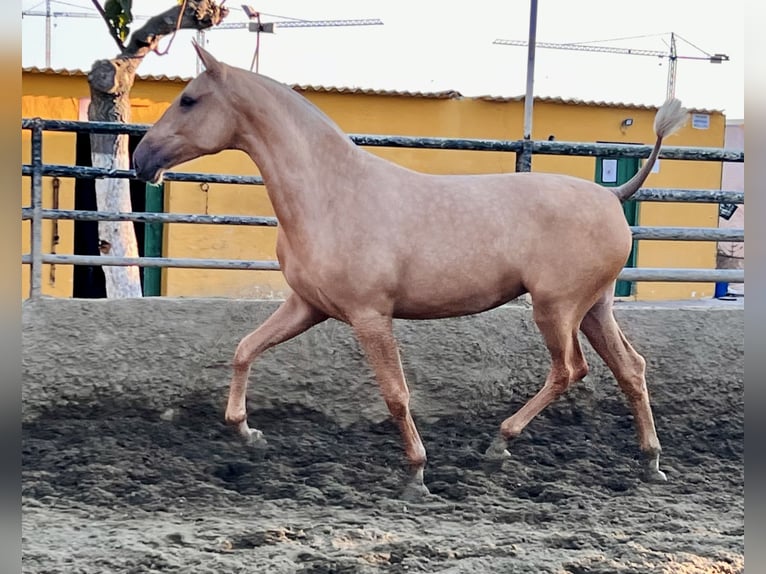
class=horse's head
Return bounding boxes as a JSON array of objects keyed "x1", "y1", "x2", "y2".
[{"x1": 134, "y1": 42, "x2": 237, "y2": 183}]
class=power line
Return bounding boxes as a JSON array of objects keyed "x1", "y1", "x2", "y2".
[
  {"x1": 21, "y1": 0, "x2": 48, "y2": 11},
  {"x1": 556, "y1": 32, "x2": 671, "y2": 46},
  {"x1": 46, "y1": 0, "x2": 96, "y2": 9}
]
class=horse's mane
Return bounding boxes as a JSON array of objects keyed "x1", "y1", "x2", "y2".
[{"x1": 249, "y1": 71, "x2": 350, "y2": 139}]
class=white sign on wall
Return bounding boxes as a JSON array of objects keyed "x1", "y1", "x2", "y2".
[
  {"x1": 602, "y1": 158, "x2": 618, "y2": 183},
  {"x1": 692, "y1": 113, "x2": 710, "y2": 130}
]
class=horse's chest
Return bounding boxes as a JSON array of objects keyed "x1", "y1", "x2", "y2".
[{"x1": 275, "y1": 236, "x2": 339, "y2": 313}]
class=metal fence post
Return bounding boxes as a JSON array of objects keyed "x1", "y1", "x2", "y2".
[
  {"x1": 515, "y1": 139, "x2": 533, "y2": 172},
  {"x1": 30, "y1": 120, "x2": 44, "y2": 299}
]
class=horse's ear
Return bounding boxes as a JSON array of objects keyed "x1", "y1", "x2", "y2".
[{"x1": 192, "y1": 40, "x2": 226, "y2": 79}]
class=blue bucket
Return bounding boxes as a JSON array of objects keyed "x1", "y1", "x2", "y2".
[{"x1": 714, "y1": 282, "x2": 729, "y2": 298}]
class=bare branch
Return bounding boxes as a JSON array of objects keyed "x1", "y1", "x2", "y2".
[
  {"x1": 122, "y1": 0, "x2": 229, "y2": 58},
  {"x1": 89, "y1": 0, "x2": 127, "y2": 53}
]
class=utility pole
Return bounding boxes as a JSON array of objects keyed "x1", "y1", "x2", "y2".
[
  {"x1": 45, "y1": 0, "x2": 51, "y2": 67},
  {"x1": 523, "y1": 0, "x2": 538, "y2": 141}
]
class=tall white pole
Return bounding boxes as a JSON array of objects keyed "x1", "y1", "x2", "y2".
[
  {"x1": 45, "y1": 0, "x2": 51, "y2": 67},
  {"x1": 523, "y1": 0, "x2": 538, "y2": 140}
]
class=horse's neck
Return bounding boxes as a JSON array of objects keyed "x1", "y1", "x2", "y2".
[{"x1": 235, "y1": 74, "x2": 364, "y2": 234}]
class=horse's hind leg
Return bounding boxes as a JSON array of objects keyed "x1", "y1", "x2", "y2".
[
  {"x1": 351, "y1": 313, "x2": 429, "y2": 499},
  {"x1": 225, "y1": 292, "x2": 327, "y2": 444},
  {"x1": 486, "y1": 301, "x2": 589, "y2": 459},
  {"x1": 579, "y1": 292, "x2": 665, "y2": 482}
]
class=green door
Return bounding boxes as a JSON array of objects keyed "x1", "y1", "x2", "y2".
[
  {"x1": 143, "y1": 182, "x2": 164, "y2": 296},
  {"x1": 595, "y1": 156, "x2": 640, "y2": 297}
]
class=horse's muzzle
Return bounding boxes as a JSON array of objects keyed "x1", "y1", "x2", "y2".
[{"x1": 132, "y1": 141, "x2": 165, "y2": 184}]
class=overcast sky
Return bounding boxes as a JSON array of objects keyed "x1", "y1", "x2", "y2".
[{"x1": 21, "y1": 0, "x2": 744, "y2": 119}]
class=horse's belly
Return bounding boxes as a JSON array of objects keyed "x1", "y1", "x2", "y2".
[
  {"x1": 392, "y1": 271, "x2": 526, "y2": 320},
  {"x1": 279, "y1": 232, "x2": 528, "y2": 321}
]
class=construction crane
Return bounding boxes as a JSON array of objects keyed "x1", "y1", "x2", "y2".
[
  {"x1": 22, "y1": 1, "x2": 383, "y2": 71},
  {"x1": 493, "y1": 32, "x2": 729, "y2": 100},
  {"x1": 201, "y1": 5, "x2": 384, "y2": 74}
]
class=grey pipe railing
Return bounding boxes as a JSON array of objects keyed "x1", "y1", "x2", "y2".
[{"x1": 21, "y1": 118, "x2": 746, "y2": 298}]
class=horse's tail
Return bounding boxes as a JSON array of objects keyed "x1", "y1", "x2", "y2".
[{"x1": 612, "y1": 98, "x2": 688, "y2": 203}]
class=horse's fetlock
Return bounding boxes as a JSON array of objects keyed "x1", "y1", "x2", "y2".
[
  {"x1": 500, "y1": 421, "x2": 522, "y2": 440},
  {"x1": 409, "y1": 446, "x2": 427, "y2": 468},
  {"x1": 225, "y1": 410, "x2": 247, "y2": 426},
  {"x1": 643, "y1": 446, "x2": 661, "y2": 460},
  {"x1": 572, "y1": 360, "x2": 589, "y2": 382}
]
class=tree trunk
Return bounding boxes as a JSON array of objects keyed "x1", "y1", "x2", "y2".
[
  {"x1": 87, "y1": 0, "x2": 228, "y2": 298},
  {"x1": 88, "y1": 58, "x2": 142, "y2": 298}
]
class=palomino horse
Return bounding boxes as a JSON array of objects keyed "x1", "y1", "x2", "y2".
[{"x1": 134, "y1": 43, "x2": 688, "y2": 498}]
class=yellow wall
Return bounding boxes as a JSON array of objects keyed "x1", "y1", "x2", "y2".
[
  {"x1": 161, "y1": 152, "x2": 283, "y2": 298},
  {"x1": 526, "y1": 102, "x2": 724, "y2": 300},
  {"x1": 22, "y1": 70, "x2": 724, "y2": 301},
  {"x1": 21, "y1": 93, "x2": 78, "y2": 299}
]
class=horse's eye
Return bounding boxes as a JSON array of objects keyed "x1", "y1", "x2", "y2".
[{"x1": 179, "y1": 95, "x2": 196, "y2": 108}]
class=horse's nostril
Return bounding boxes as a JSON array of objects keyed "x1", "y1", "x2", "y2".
[
  {"x1": 133, "y1": 147, "x2": 149, "y2": 175},
  {"x1": 132, "y1": 148, "x2": 151, "y2": 180}
]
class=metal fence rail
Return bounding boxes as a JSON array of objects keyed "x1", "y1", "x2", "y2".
[
  {"x1": 21, "y1": 118, "x2": 745, "y2": 299},
  {"x1": 22, "y1": 118, "x2": 745, "y2": 162},
  {"x1": 18, "y1": 209, "x2": 744, "y2": 241}
]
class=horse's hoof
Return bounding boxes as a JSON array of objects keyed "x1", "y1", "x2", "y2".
[
  {"x1": 481, "y1": 437, "x2": 511, "y2": 474},
  {"x1": 641, "y1": 453, "x2": 667, "y2": 483},
  {"x1": 234, "y1": 421, "x2": 267, "y2": 448},
  {"x1": 643, "y1": 468, "x2": 668, "y2": 483},
  {"x1": 399, "y1": 481, "x2": 431, "y2": 501},
  {"x1": 484, "y1": 436, "x2": 511, "y2": 461},
  {"x1": 244, "y1": 428, "x2": 267, "y2": 448}
]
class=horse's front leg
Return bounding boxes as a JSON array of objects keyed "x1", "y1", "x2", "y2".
[
  {"x1": 225, "y1": 293, "x2": 327, "y2": 443},
  {"x1": 351, "y1": 313, "x2": 429, "y2": 499}
]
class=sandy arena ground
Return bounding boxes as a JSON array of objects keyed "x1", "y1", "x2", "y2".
[{"x1": 22, "y1": 299, "x2": 744, "y2": 573}]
